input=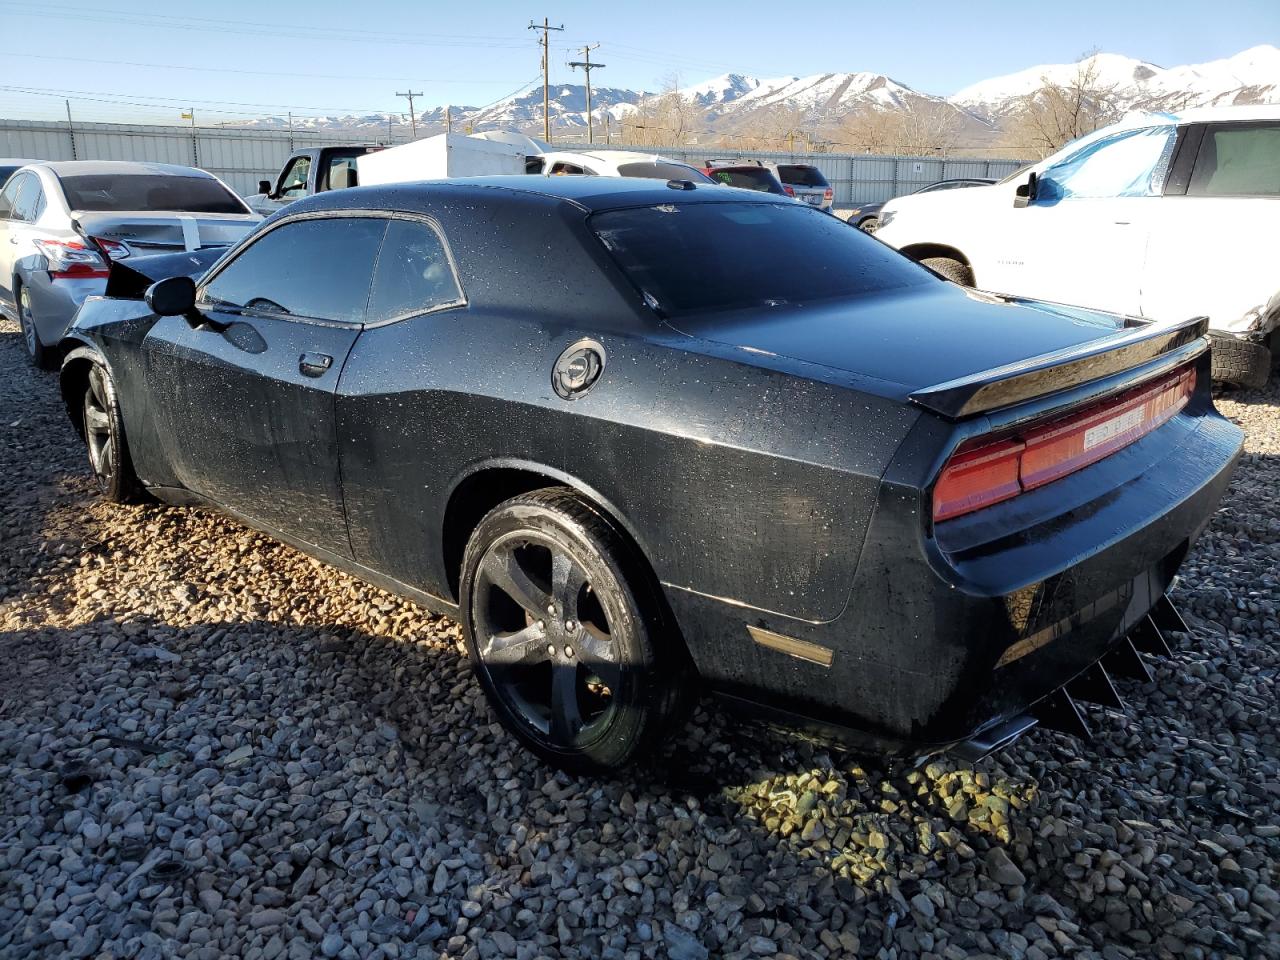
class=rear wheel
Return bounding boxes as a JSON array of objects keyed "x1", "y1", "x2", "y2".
[
  {"x1": 1210, "y1": 333, "x2": 1271, "y2": 390},
  {"x1": 83, "y1": 363, "x2": 142, "y2": 502},
  {"x1": 920, "y1": 256, "x2": 974, "y2": 286},
  {"x1": 460, "y1": 488, "x2": 691, "y2": 774},
  {"x1": 17, "y1": 281, "x2": 56, "y2": 370},
  {"x1": 859, "y1": 217, "x2": 879, "y2": 234}
]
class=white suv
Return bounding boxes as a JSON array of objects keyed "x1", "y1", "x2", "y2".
[{"x1": 876, "y1": 106, "x2": 1280, "y2": 388}]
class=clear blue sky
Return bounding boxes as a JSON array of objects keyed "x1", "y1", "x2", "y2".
[{"x1": 0, "y1": 0, "x2": 1275, "y2": 121}]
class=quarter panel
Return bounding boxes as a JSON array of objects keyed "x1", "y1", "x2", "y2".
[{"x1": 336, "y1": 309, "x2": 920, "y2": 623}]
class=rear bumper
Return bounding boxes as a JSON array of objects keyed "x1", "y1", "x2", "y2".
[{"x1": 669, "y1": 392, "x2": 1242, "y2": 757}]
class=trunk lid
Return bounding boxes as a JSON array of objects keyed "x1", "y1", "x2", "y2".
[
  {"x1": 674, "y1": 284, "x2": 1182, "y2": 409},
  {"x1": 71, "y1": 210, "x2": 258, "y2": 257}
]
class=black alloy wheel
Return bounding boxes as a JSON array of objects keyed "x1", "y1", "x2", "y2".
[
  {"x1": 82, "y1": 363, "x2": 141, "y2": 502},
  {"x1": 461, "y1": 488, "x2": 691, "y2": 773}
]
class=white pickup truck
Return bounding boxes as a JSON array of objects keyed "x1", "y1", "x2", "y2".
[{"x1": 876, "y1": 106, "x2": 1280, "y2": 388}]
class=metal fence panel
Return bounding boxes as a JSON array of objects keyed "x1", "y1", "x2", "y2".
[{"x1": 1, "y1": 118, "x2": 1026, "y2": 204}]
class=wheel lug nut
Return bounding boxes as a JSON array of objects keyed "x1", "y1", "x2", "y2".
[
  {"x1": 546, "y1": 604, "x2": 556, "y2": 615},
  {"x1": 563, "y1": 646, "x2": 574, "y2": 658},
  {"x1": 566, "y1": 620, "x2": 577, "y2": 632},
  {"x1": 546, "y1": 644, "x2": 556, "y2": 656},
  {"x1": 537, "y1": 620, "x2": 545, "y2": 629}
]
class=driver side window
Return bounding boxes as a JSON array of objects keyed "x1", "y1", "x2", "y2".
[
  {"x1": 278, "y1": 156, "x2": 311, "y2": 198},
  {"x1": 201, "y1": 217, "x2": 387, "y2": 324},
  {"x1": 1038, "y1": 125, "x2": 1177, "y2": 201}
]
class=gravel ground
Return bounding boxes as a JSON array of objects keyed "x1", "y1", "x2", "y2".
[{"x1": 0, "y1": 314, "x2": 1277, "y2": 960}]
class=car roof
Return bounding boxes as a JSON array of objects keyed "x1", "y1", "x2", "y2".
[
  {"x1": 31, "y1": 160, "x2": 217, "y2": 178},
  {"x1": 1170, "y1": 104, "x2": 1280, "y2": 124},
  {"x1": 289, "y1": 174, "x2": 783, "y2": 216},
  {"x1": 0, "y1": 158, "x2": 41, "y2": 166}
]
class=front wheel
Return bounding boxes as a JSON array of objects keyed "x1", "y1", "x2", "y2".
[
  {"x1": 460, "y1": 488, "x2": 691, "y2": 774},
  {"x1": 17, "y1": 282, "x2": 57, "y2": 370},
  {"x1": 859, "y1": 217, "x2": 879, "y2": 234},
  {"x1": 82, "y1": 362, "x2": 142, "y2": 502}
]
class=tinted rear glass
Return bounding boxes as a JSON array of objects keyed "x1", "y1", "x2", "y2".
[
  {"x1": 616, "y1": 161, "x2": 714, "y2": 183},
  {"x1": 706, "y1": 168, "x2": 786, "y2": 195},
  {"x1": 776, "y1": 165, "x2": 828, "y2": 187},
  {"x1": 58, "y1": 174, "x2": 247, "y2": 213},
  {"x1": 0, "y1": 166, "x2": 23, "y2": 188},
  {"x1": 593, "y1": 201, "x2": 929, "y2": 318}
]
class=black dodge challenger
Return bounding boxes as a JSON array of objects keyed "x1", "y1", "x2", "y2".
[{"x1": 58, "y1": 176, "x2": 1242, "y2": 773}]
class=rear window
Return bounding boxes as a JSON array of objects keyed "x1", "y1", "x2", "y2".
[
  {"x1": 592, "y1": 201, "x2": 929, "y2": 319},
  {"x1": 706, "y1": 167, "x2": 786, "y2": 195},
  {"x1": 0, "y1": 166, "x2": 24, "y2": 188},
  {"x1": 617, "y1": 161, "x2": 714, "y2": 183},
  {"x1": 776, "y1": 164, "x2": 829, "y2": 188},
  {"x1": 58, "y1": 174, "x2": 247, "y2": 214}
]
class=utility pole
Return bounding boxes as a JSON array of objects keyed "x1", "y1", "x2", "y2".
[
  {"x1": 64, "y1": 99, "x2": 77, "y2": 160},
  {"x1": 568, "y1": 44, "x2": 605, "y2": 145},
  {"x1": 445, "y1": 105, "x2": 452, "y2": 134},
  {"x1": 181, "y1": 108, "x2": 197, "y2": 166},
  {"x1": 528, "y1": 18, "x2": 564, "y2": 143},
  {"x1": 396, "y1": 90, "x2": 423, "y2": 139}
]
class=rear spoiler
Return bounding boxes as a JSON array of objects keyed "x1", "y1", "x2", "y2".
[{"x1": 909, "y1": 315, "x2": 1209, "y2": 419}]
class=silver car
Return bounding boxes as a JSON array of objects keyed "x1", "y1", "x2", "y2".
[
  {"x1": 0, "y1": 161, "x2": 260, "y2": 367},
  {"x1": 768, "y1": 163, "x2": 834, "y2": 212}
]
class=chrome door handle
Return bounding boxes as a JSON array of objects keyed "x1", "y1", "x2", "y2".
[{"x1": 299, "y1": 352, "x2": 333, "y2": 377}]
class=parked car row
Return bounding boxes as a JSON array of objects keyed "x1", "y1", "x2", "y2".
[{"x1": 25, "y1": 171, "x2": 1242, "y2": 773}]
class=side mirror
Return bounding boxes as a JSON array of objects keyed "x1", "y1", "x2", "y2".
[
  {"x1": 258, "y1": 179, "x2": 272, "y2": 195},
  {"x1": 1013, "y1": 171, "x2": 1038, "y2": 208},
  {"x1": 145, "y1": 276, "x2": 197, "y2": 317}
]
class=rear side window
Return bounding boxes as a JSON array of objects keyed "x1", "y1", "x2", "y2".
[
  {"x1": 326, "y1": 153, "x2": 362, "y2": 191},
  {"x1": 367, "y1": 219, "x2": 464, "y2": 322},
  {"x1": 776, "y1": 165, "x2": 828, "y2": 187},
  {"x1": 593, "y1": 201, "x2": 929, "y2": 319},
  {"x1": 707, "y1": 168, "x2": 786, "y2": 195},
  {"x1": 202, "y1": 217, "x2": 387, "y2": 323},
  {"x1": 1188, "y1": 123, "x2": 1280, "y2": 197},
  {"x1": 14, "y1": 177, "x2": 43, "y2": 222},
  {"x1": 58, "y1": 174, "x2": 248, "y2": 213},
  {"x1": 617, "y1": 161, "x2": 714, "y2": 183}
]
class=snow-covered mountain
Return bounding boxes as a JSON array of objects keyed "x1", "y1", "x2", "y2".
[
  {"x1": 953, "y1": 45, "x2": 1280, "y2": 117},
  {"x1": 232, "y1": 45, "x2": 1278, "y2": 139}
]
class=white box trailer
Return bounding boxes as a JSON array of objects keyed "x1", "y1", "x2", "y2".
[{"x1": 355, "y1": 133, "x2": 526, "y2": 186}]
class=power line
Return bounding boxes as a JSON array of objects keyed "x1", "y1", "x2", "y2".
[
  {"x1": 568, "y1": 46, "x2": 607, "y2": 145},
  {"x1": 3, "y1": 52, "x2": 523, "y2": 86},
  {"x1": 528, "y1": 18, "x2": 565, "y2": 144},
  {"x1": 396, "y1": 91, "x2": 424, "y2": 139}
]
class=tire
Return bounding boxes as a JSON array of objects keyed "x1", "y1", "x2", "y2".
[
  {"x1": 16, "y1": 281, "x2": 57, "y2": 370},
  {"x1": 460, "y1": 487, "x2": 691, "y2": 774},
  {"x1": 1210, "y1": 333, "x2": 1271, "y2": 390},
  {"x1": 82, "y1": 362, "x2": 143, "y2": 502},
  {"x1": 919, "y1": 256, "x2": 974, "y2": 286},
  {"x1": 859, "y1": 217, "x2": 879, "y2": 234}
]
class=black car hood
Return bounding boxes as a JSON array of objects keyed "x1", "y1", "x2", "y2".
[{"x1": 672, "y1": 283, "x2": 1128, "y2": 397}]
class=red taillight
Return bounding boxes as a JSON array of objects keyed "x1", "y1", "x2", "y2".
[
  {"x1": 91, "y1": 236, "x2": 131, "y2": 260},
  {"x1": 933, "y1": 366, "x2": 1196, "y2": 523},
  {"x1": 33, "y1": 238, "x2": 109, "y2": 279},
  {"x1": 783, "y1": 185, "x2": 795, "y2": 196},
  {"x1": 824, "y1": 187, "x2": 833, "y2": 199}
]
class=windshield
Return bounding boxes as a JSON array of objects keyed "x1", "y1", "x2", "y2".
[
  {"x1": 705, "y1": 167, "x2": 787, "y2": 195},
  {"x1": 592, "y1": 201, "x2": 930, "y2": 319},
  {"x1": 58, "y1": 173, "x2": 248, "y2": 214}
]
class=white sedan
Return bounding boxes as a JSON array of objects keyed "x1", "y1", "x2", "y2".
[
  {"x1": 876, "y1": 105, "x2": 1280, "y2": 388},
  {"x1": 529, "y1": 149, "x2": 715, "y2": 184}
]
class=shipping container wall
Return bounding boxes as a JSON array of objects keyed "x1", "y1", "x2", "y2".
[{"x1": 1, "y1": 118, "x2": 1025, "y2": 203}]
